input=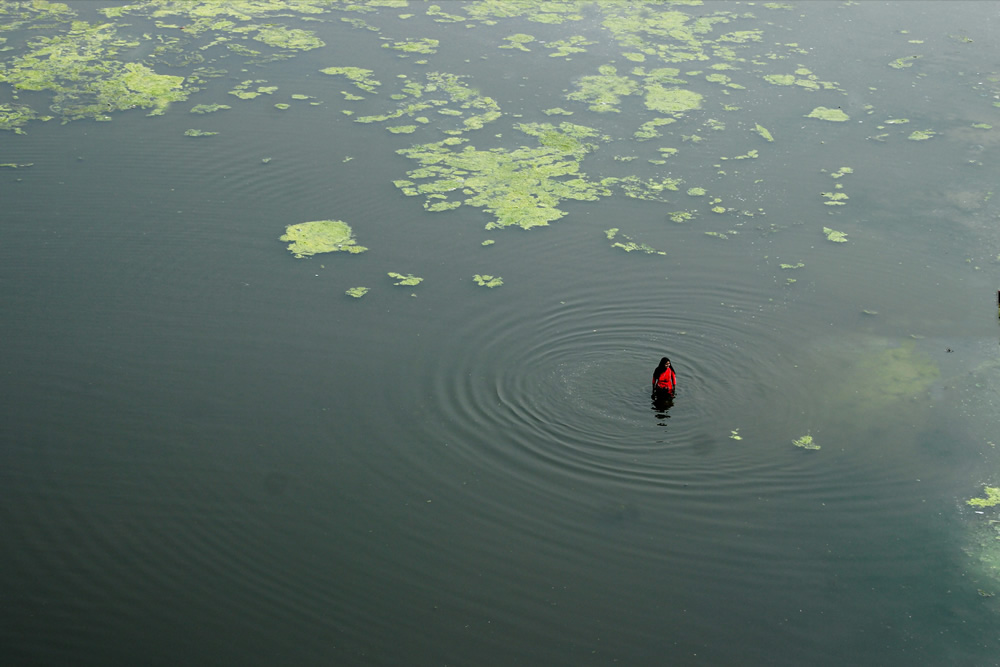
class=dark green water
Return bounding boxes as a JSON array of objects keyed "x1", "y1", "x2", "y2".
[{"x1": 3, "y1": 1, "x2": 1000, "y2": 665}]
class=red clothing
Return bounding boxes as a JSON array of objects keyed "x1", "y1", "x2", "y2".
[{"x1": 655, "y1": 367, "x2": 676, "y2": 393}]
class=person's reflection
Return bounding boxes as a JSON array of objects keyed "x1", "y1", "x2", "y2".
[{"x1": 651, "y1": 390, "x2": 674, "y2": 421}]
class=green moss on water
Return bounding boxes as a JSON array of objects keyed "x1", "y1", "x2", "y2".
[
  {"x1": 190, "y1": 103, "x2": 231, "y2": 114},
  {"x1": 823, "y1": 227, "x2": 848, "y2": 242},
  {"x1": 280, "y1": 220, "x2": 367, "y2": 258},
  {"x1": 396, "y1": 122, "x2": 610, "y2": 230},
  {"x1": 384, "y1": 37, "x2": 439, "y2": 55},
  {"x1": 687, "y1": 187, "x2": 706, "y2": 196},
  {"x1": 345, "y1": 286, "x2": 369, "y2": 298},
  {"x1": 908, "y1": 129, "x2": 936, "y2": 141},
  {"x1": 184, "y1": 128, "x2": 217, "y2": 136},
  {"x1": 968, "y1": 486, "x2": 1000, "y2": 508},
  {"x1": 644, "y1": 84, "x2": 703, "y2": 115},
  {"x1": 566, "y1": 65, "x2": 638, "y2": 113},
  {"x1": 320, "y1": 66, "x2": 381, "y2": 94},
  {"x1": 500, "y1": 34, "x2": 534, "y2": 51},
  {"x1": 754, "y1": 123, "x2": 774, "y2": 141},
  {"x1": 806, "y1": 106, "x2": 849, "y2": 122},
  {"x1": 792, "y1": 434, "x2": 820, "y2": 450},
  {"x1": 388, "y1": 272, "x2": 423, "y2": 286},
  {"x1": 253, "y1": 25, "x2": 324, "y2": 51},
  {"x1": 473, "y1": 274, "x2": 503, "y2": 287}
]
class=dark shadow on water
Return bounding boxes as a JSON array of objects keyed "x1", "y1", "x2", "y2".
[{"x1": 650, "y1": 389, "x2": 674, "y2": 423}]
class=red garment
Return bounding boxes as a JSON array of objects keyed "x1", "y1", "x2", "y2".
[{"x1": 656, "y1": 367, "x2": 676, "y2": 393}]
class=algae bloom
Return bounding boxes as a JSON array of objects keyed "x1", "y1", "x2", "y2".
[
  {"x1": 388, "y1": 272, "x2": 423, "y2": 286},
  {"x1": 823, "y1": 227, "x2": 848, "y2": 243},
  {"x1": 805, "y1": 106, "x2": 849, "y2": 122},
  {"x1": 792, "y1": 434, "x2": 820, "y2": 450},
  {"x1": 473, "y1": 274, "x2": 503, "y2": 287},
  {"x1": 280, "y1": 220, "x2": 367, "y2": 258},
  {"x1": 968, "y1": 486, "x2": 1000, "y2": 508},
  {"x1": 345, "y1": 286, "x2": 369, "y2": 298}
]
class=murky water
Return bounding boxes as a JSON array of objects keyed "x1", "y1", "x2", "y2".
[{"x1": 3, "y1": 1, "x2": 1000, "y2": 665}]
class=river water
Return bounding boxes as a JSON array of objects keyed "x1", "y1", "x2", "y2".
[{"x1": 3, "y1": 1, "x2": 1000, "y2": 665}]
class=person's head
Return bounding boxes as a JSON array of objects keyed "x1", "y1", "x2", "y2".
[{"x1": 661, "y1": 357, "x2": 671, "y2": 366}]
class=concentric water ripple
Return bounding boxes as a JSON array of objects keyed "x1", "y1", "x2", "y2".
[{"x1": 420, "y1": 263, "x2": 816, "y2": 493}]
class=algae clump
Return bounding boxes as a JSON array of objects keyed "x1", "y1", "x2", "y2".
[
  {"x1": 281, "y1": 220, "x2": 367, "y2": 258},
  {"x1": 823, "y1": 227, "x2": 848, "y2": 243},
  {"x1": 968, "y1": 486, "x2": 1000, "y2": 508},
  {"x1": 806, "y1": 107, "x2": 849, "y2": 122},
  {"x1": 792, "y1": 434, "x2": 820, "y2": 450},
  {"x1": 388, "y1": 272, "x2": 423, "y2": 286},
  {"x1": 473, "y1": 274, "x2": 503, "y2": 287},
  {"x1": 345, "y1": 286, "x2": 369, "y2": 298}
]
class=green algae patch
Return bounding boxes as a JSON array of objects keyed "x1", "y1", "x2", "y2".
[
  {"x1": 605, "y1": 228, "x2": 665, "y2": 255},
  {"x1": 829, "y1": 166, "x2": 854, "y2": 178},
  {"x1": 0, "y1": 19, "x2": 191, "y2": 124},
  {"x1": 281, "y1": 220, "x2": 367, "y2": 258},
  {"x1": 823, "y1": 227, "x2": 848, "y2": 243},
  {"x1": 473, "y1": 274, "x2": 503, "y2": 287},
  {"x1": 645, "y1": 85, "x2": 703, "y2": 115},
  {"x1": 754, "y1": 124, "x2": 774, "y2": 142},
  {"x1": 566, "y1": 65, "x2": 638, "y2": 113},
  {"x1": 345, "y1": 286, "x2": 369, "y2": 298},
  {"x1": 384, "y1": 38, "x2": 439, "y2": 55},
  {"x1": 634, "y1": 118, "x2": 676, "y2": 141},
  {"x1": 889, "y1": 55, "x2": 921, "y2": 69},
  {"x1": 388, "y1": 272, "x2": 423, "y2": 286},
  {"x1": 968, "y1": 486, "x2": 1000, "y2": 508},
  {"x1": 792, "y1": 434, "x2": 820, "y2": 450},
  {"x1": 806, "y1": 106, "x2": 849, "y2": 122},
  {"x1": 908, "y1": 129, "x2": 936, "y2": 141},
  {"x1": 822, "y1": 192, "x2": 849, "y2": 205},
  {"x1": 500, "y1": 34, "x2": 535, "y2": 51},
  {"x1": 780, "y1": 262, "x2": 805, "y2": 270},
  {"x1": 687, "y1": 187, "x2": 707, "y2": 196},
  {"x1": 396, "y1": 123, "x2": 611, "y2": 230},
  {"x1": 184, "y1": 128, "x2": 217, "y2": 137},
  {"x1": 320, "y1": 67, "x2": 380, "y2": 94},
  {"x1": 387, "y1": 125, "x2": 418, "y2": 134},
  {"x1": 253, "y1": 25, "x2": 324, "y2": 51},
  {"x1": 191, "y1": 104, "x2": 231, "y2": 114}
]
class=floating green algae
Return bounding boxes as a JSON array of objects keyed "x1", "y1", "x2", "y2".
[
  {"x1": 687, "y1": 187, "x2": 707, "y2": 196},
  {"x1": 754, "y1": 123, "x2": 774, "y2": 142},
  {"x1": 792, "y1": 434, "x2": 820, "y2": 450},
  {"x1": 888, "y1": 55, "x2": 921, "y2": 69},
  {"x1": 388, "y1": 272, "x2": 423, "y2": 286},
  {"x1": 319, "y1": 66, "x2": 381, "y2": 94},
  {"x1": 566, "y1": 65, "x2": 638, "y2": 113},
  {"x1": 968, "y1": 486, "x2": 1000, "y2": 508},
  {"x1": 823, "y1": 227, "x2": 848, "y2": 242},
  {"x1": 908, "y1": 129, "x2": 936, "y2": 141},
  {"x1": 972, "y1": 123, "x2": 993, "y2": 130},
  {"x1": 473, "y1": 274, "x2": 503, "y2": 287},
  {"x1": 634, "y1": 117, "x2": 676, "y2": 140},
  {"x1": 829, "y1": 166, "x2": 854, "y2": 178},
  {"x1": 605, "y1": 228, "x2": 664, "y2": 255},
  {"x1": 384, "y1": 38, "x2": 439, "y2": 55},
  {"x1": 0, "y1": 19, "x2": 189, "y2": 124},
  {"x1": 253, "y1": 25, "x2": 324, "y2": 51},
  {"x1": 545, "y1": 36, "x2": 594, "y2": 59},
  {"x1": 500, "y1": 34, "x2": 535, "y2": 51},
  {"x1": 780, "y1": 262, "x2": 805, "y2": 269},
  {"x1": 806, "y1": 106, "x2": 849, "y2": 122},
  {"x1": 395, "y1": 123, "x2": 611, "y2": 230},
  {"x1": 645, "y1": 85, "x2": 703, "y2": 115},
  {"x1": 345, "y1": 286, "x2": 369, "y2": 298},
  {"x1": 190, "y1": 103, "x2": 231, "y2": 114},
  {"x1": 822, "y1": 192, "x2": 849, "y2": 205},
  {"x1": 281, "y1": 220, "x2": 367, "y2": 258},
  {"x1": 184, "y1": 128, "x2": 217, "y2": 137}
]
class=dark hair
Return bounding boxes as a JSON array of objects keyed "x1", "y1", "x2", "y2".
[{"x1": 660, "y1": 357, "x2": 670, "y2": 365}]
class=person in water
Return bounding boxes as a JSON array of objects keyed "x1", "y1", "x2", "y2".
[{"x1": 652, "y1": 357, "x2": 676, "y2": 399}]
